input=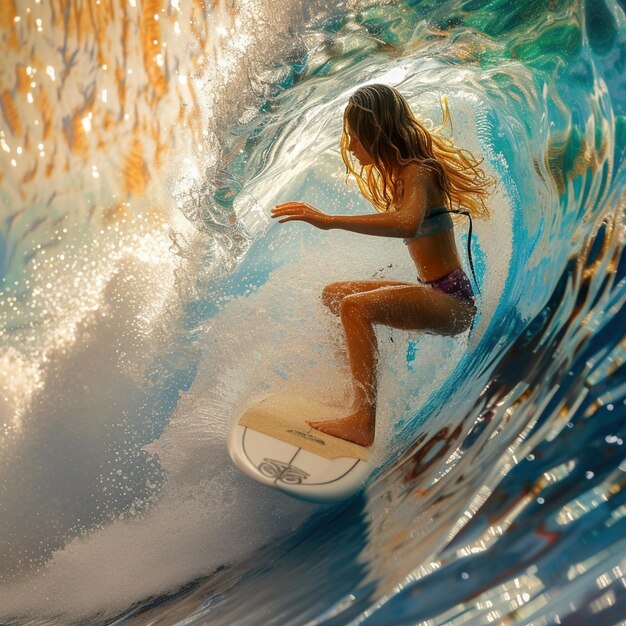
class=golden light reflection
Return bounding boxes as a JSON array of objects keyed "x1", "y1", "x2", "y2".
[{"x1": 0, "y1": 0, "x2": 239, "y2": 215}]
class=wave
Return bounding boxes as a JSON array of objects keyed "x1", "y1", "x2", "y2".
[{"x1": 1, "y1": 0, "x2": 625, "y2": 624}]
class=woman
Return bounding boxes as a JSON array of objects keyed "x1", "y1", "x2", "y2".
[{"x1": 271, "y1": 84, "x2": 493, "y2": 447}]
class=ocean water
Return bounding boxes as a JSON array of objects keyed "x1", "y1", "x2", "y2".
[{"x1": 1, "y1": 0, "x2": 625, "y2": 624}]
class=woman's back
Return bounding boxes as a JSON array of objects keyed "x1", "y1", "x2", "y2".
[{"x1": 397, "y1": 163, "x2": 463, "y2": 283}]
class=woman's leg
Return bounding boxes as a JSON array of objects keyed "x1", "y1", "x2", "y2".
[
  {"x1": 321, "y1": 280, "x2": 417, "y2": 402},
  {"x1": 321, "y1": 279, "x2": 415, "y2": 316},
  {"x1": 309, "y1": 284, "x2": 475, "y2": 446}
]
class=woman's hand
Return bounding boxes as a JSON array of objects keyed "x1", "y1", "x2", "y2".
[{"x1": 271, "y1": 202, "x2": 334, "y2": 230}]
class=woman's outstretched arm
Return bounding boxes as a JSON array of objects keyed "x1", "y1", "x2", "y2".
[{"x1": 271, "y1": 164, "x2": 428, "y2": 238}]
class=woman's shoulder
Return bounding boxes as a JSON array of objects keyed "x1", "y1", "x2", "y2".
[{"x1": 397, "y1": 161, "x2": 431, "y2": 180}]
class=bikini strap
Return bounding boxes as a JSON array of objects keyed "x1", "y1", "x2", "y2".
[{"x1": 427, "y1": 208, "x2": 480, "y2": 295}]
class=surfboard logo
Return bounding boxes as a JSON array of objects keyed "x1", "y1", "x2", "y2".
[
  {"x1": 286, "y1": 429, "x2": 326, "y2": 445},
  {"x1": 258, "y1": 458, "x2": 310, "y2": 485}
]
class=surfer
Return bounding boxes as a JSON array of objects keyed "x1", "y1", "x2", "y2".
[{"x1": 271, "y1": 84, "x2": 494, "y2": 447}]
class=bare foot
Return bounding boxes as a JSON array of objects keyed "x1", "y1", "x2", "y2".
[{"x1": 307, "y1": 411, "x2": 375, "y2": 447}]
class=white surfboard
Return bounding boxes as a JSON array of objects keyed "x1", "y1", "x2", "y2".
[{"x1": 227, "y1": 394, "x2": 371, "y2": 502}]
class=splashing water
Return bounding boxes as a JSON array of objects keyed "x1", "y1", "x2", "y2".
[{"x1": 1, "y1": 0, "x2": 625, "y2": 624}]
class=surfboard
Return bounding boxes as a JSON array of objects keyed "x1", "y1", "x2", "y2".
[{"x1": 227, "y1": 394, "x2": 371, "y2": 502}]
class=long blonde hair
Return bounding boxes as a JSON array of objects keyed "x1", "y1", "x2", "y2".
[{"x1": 340, "y1": 84, "x2": 494, "y2": 218}]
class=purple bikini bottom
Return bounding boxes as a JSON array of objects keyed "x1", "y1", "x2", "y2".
[{"x1": 424, "y1": 268, "x2": 475, "y2": 303}]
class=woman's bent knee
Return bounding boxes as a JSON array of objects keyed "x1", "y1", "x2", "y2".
[
  {"x1": 339, "y1": 294, "x2": 370, "y2": 321},
  {"x1": 322, "y1": 282, "x2": 348, "y2": 310}
]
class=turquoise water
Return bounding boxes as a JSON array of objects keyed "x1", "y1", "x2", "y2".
[{"x1": 1, "y1": 0, "x2": 625, "y2": 624}]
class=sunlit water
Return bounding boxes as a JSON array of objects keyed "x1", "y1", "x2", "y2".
[{"x1": 1, "y1": 0, "x2": 625, "y2": 624}]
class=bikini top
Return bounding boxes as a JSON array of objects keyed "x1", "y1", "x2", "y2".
[{"x1": 404, "y1": 206, "x2": 479, "y2": 294}]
